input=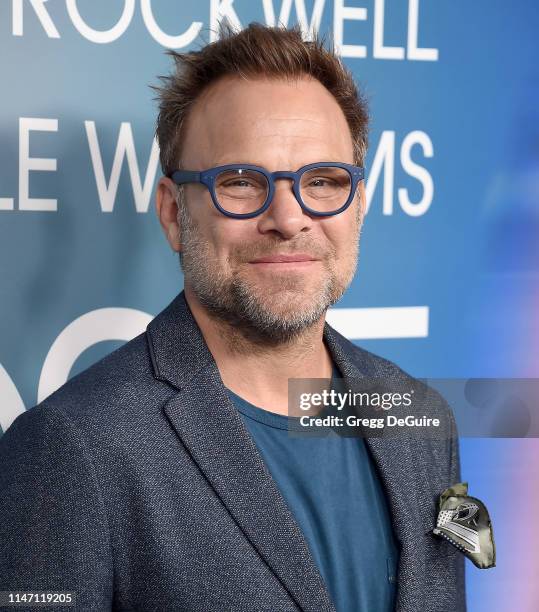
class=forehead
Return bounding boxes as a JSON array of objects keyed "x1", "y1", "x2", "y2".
[{"x1": 181, "y1": 74, "x2": 354, "y2": 167}]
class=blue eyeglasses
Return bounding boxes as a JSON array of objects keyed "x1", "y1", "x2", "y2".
[{"x1": 167, "y1": 162, "x2": 365, "y2": 219}]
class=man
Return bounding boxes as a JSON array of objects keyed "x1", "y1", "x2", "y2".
[{"x1": 0, "y1": 23, "x2": 465, "y2": 612}]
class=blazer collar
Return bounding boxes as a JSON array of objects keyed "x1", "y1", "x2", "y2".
[
  {"x1": 146, "y1": 291, "x2": 433, "y2": 611},
  {"x1": 146, "y1": 290, "x2": 388, "y2": 389},
  {"x1": 146, "y1": 290, "x2": 215, "y2": 390}
]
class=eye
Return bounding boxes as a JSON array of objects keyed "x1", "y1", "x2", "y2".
[
  {"x1": 309, "y1": 177, "x2": 337, "y2": 187},
  {"x1": 223, "y1": 179, "x2": 254, "y2": 188}
]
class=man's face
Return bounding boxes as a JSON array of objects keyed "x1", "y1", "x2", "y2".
[{"x1": 159, "y1": 74, "x2": 365, "y2": 344}]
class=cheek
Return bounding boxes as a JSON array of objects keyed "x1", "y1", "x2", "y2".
[
  {"x1": 203, "y1": 219, "x2": 255, "y2": 260},
  {"x1": 324, "y1": 215, "x2": 359, "y2": 256}
]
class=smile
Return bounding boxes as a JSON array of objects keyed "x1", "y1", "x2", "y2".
[
  {"x1": 248, "y1": 254, "x2": 320, "y2": 267},
  {"x1": 248, "y1": 260, "x2": 319, "y2": 269}
]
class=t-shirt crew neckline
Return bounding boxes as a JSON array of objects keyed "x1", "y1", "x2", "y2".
[{"x1": 226, "y1": 365, "x2": 342, "y2": 433}]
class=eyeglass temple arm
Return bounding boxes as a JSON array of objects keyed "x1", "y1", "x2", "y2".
[{"x1": 168, "y1": 170, "x2": 201, "y2": 185}]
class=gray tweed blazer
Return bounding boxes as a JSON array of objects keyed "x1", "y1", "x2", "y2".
[{"x1": 0, "y1": 291, "x2": 466, "y2": 611}]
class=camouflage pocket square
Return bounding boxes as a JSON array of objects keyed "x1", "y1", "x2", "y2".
[{"x1": 432, "y1": 482, "x2": 496, "y2": 569}]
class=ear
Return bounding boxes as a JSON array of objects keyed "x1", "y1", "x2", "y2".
[{"x1": 156, "y1": 177, "x2": 182, "y2": 252}]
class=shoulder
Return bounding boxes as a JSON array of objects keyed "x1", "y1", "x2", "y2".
[{"x1": 5, "y1": 331, "x2": 175, "y2": 440}]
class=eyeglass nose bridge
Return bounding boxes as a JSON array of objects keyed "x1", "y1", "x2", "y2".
[
  {"x1": 270, "y1": 170, "x2": 298, "y2": 181},
  {"x1": 265, "y1": 171, "x2": 305, "y2": 214}
]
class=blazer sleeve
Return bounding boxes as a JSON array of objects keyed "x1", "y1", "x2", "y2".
[{"x1": 0, "y1": 405, "x2": 113, "y2": 611}]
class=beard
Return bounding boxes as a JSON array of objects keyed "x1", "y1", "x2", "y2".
[{"x1": 178, "y1": 200, "x2": 361, "y2": 346}]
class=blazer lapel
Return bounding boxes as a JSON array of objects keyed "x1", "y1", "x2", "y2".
[
  {"x1": 322, "y1": 324, "x2": 436, "y2": 533},
  {"x1": 147, "y1": 292, "x2": 336, "y2": 612}
]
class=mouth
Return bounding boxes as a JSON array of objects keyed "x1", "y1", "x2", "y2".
[{"x1": 248, "y1": 254, "x2": 320, "y2": 268}]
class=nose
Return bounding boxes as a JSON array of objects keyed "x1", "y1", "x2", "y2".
[{"x1": 256, "y1": 178, "x2": 313, "y2": 239}]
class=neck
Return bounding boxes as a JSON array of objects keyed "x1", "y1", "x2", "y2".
[{"x1": 184, "y1": 286, "x2": 333, "y2": 415}]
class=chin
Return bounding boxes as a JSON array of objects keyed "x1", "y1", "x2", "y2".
[{"x1": 258, "y1": 291, "x2": 331, "y2": 321}]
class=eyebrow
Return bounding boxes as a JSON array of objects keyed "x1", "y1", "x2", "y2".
[{"x1": 206, "y1": 159, "x2": 350, "y2": 168}]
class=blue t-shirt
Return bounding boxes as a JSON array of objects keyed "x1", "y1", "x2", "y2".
[{"x1": 226, "y1": 369, "x2": 399, "y2": 612}]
